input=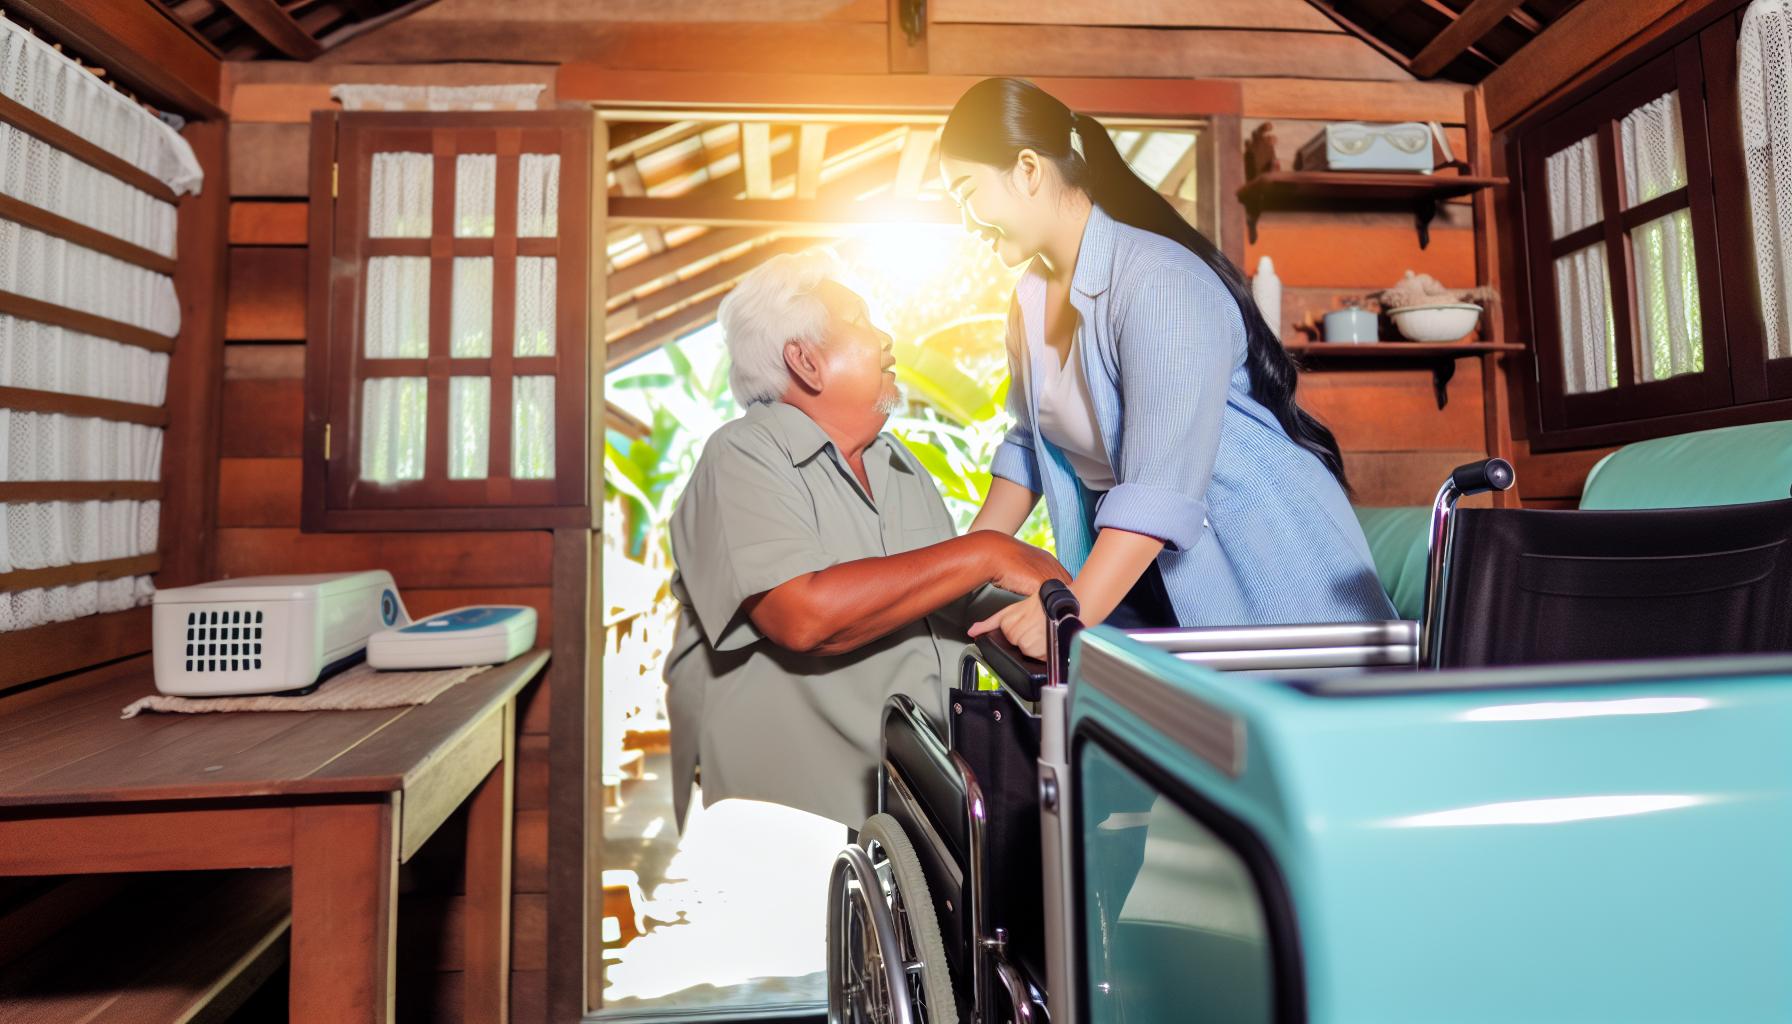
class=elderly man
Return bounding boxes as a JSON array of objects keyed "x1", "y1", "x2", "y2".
[{"x1": 665, "y1": 249, "x2": 1065, "y2": 830}]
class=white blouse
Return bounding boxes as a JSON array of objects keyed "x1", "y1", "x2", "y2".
[{"x1": 1034, "y1": 324, "x2": 1117, "y2": 492}]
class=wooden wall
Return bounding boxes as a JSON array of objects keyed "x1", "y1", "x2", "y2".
[{"x1": 219, "y1": 61, "x2": 561, "y2": 1024}]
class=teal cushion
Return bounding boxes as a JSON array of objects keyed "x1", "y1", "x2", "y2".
[
  {"x1": 1352, "y1": 505, "x2": 1431, "y2": 620},
  {"x1": 1580, "y1": 420, "x2": 1792, "y2": 510}
]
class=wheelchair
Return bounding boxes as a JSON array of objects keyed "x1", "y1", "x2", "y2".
[{"x1": 825, "y1": 455, "x2": 1792, "y2": 1024}]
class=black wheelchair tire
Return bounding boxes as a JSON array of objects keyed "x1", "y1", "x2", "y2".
[{"x1": 859, "y1": 813, "x2": 959, "y2": 1024}]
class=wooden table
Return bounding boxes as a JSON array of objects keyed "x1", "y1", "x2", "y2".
[{"x1": 0, "y1": 649, "x2": 549, "y2": 1023}]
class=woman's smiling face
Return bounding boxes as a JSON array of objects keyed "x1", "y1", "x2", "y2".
[{"x1": 939, "y1": 153, "x2": 1047, "y2": 269}]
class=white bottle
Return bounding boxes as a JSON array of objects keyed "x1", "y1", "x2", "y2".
[{"x1": 1251, "y1": 255, "x2": 1283, "y2": 336}]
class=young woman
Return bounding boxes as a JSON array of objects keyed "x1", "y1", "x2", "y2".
[{"x1": 941, "y1": 78, "x2": 1395, "y2": 658}]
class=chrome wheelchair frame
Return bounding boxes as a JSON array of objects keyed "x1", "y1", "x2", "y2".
[{"x1": 825, "y1": 458, "x2": 1515, "y2": 1024}]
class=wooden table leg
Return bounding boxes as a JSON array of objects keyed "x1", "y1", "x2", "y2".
[
  {"x1": 291, "y1": 796, "x2": 399, "y2": 1024},
  {"x1": 465, "y1": 700, "x2": 516, "y2": 1023}
]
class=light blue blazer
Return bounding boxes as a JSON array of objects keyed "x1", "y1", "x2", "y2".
[{"x1": 989, "y1": 205, "x2": 1395, "y2": 627}]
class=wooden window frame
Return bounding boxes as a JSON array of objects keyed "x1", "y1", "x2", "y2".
[
  {"x1": 303, "y1": 109, "x2": 593, "y2": 533},
  {"x1": 1521, "y1": 45, "x2": 1730, "y2": 432},
  {"x1": 1513, "y1": 1, "x2": 1792, "y2": 450}
]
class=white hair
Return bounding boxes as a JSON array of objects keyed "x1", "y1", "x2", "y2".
[{"x1": 719, "y1": 248, "x2": 844, "y2": 406}]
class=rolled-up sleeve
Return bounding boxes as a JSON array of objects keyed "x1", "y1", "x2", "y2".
[
  {"x1": 669, "y1": 432, "x2": 834, "y2": 651},
  {"x1": 988, "y1": 294, "x2": 1044, "y2": 494},
  {"x1": 1093, "y1": 268, "x2": 1240, "y2": 553}
]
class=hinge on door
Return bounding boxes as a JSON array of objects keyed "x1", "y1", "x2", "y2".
[
  {"x1": 323, "y1": 423, "x2": 332, "y2": 460},
  {"x1": 332, "y1": 161, "x2": 339, "y2": 198}
]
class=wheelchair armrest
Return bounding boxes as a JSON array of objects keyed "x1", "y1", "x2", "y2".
[{"x1": 974, "y1": 631, "x2": 1049, "y2": 703}]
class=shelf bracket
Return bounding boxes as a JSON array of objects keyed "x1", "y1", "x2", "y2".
[
  {"x1": 1245, "y1": 198, "x2": 1262, "y2": 245},
  {"x1": 1415, "y1": 198, "x2": 1438, "y2": 250},
  {"x1": 1430, "y1": 358, "x2": 1457, "y2": 409}
]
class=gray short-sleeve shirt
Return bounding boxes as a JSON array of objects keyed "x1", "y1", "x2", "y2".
[{"x1": 664, "y1": 401, "x2": 971, "y2": 828}]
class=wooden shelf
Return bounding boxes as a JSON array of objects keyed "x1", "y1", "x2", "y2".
[
  {"x1": 1286, "y1": 341, "x2": 1525, "y2": 357},
  {"x1": 1238, "y1": 170, "x2": 1507, "y2": 248},
  {"x1": 1286, "y1": 340, "x2": 1526, "y2": 408}
]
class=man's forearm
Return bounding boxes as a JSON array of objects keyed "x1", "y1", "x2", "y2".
[{"x1": 749, "y1": 534, "x2": 995, "y2": 655}]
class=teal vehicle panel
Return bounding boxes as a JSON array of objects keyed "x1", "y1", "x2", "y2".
[{"x1": 1068, "y1": 626, "x2": 1792, "y2": 1022}]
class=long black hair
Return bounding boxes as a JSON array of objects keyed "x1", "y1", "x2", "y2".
[{"x1": 940, "y1": 77, "x2": 1349, "y2": 490}]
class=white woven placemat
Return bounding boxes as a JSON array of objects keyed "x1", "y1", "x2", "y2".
[{"x1": 121, "y1": 661, "x2": 491, "y2": 718}]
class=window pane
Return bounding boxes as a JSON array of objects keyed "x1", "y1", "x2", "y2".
[
  {"x1": 517, "y1": 154, "x2": 560, "y2": 237},
  {"x1": 368, "y1": 152, "x2": 433, "y2": 238},
  {"x1": 1740, "y1": 3, "x2": 1792, "y2": 361},
  {"x1": 515, "y1": 256, "x2": 556, "y2": 356},
  {"x1": 451, "y1": 257, "x2": 493, "y2": 357},
  {"x1": 1554, "y1": 243, "x2": 1618, "y2": 394},
  {"x1": 455, "y1": 153, "x2": 497, "y2": 238},
  {"x1": 1079, "y1": 741, "x2": 1273, "y2": 1024},
  {"x1": 360, "y1": 377, "x2": 427, "y2": 482},
  {"x1": 448, "y1": 376, "x2": 490, "y2": 479},
  {"x1": 1619, "y1": 90, "x2": 1687, "y2": 207},
  {"x1": 513, "y1": 375, "x2": 555, "y2": 479},
  {"x1": 364, "y1": 256, "x2": 430, "y2": 358},
  {"x1": 1547, "y1": 136, "x2": 1604, "y2": 239},
  {"x1": 1631, "y1": 209, "x2": 1704, "y2": 383}
]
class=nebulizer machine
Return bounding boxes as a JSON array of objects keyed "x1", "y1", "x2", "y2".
[{"x1": 152, "y1": 569, "x2": 536, "y2": 696}]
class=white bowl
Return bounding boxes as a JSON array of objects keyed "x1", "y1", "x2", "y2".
[{"x1": 1388, "y1": 302, "x2": 1482, "y2": 342}]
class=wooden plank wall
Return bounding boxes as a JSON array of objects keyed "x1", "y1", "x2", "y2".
[{"x1": 219, "y1": 61, "x2": 560, "y2": 1024}]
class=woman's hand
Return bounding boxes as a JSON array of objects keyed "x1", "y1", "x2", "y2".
[{"x1": 968, "y1": 593, "x2": 1048, "y2": 660}]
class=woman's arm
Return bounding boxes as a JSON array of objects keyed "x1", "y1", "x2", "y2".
[
  {"x1": 968, "y1": 526, "x2": 1164, "y2": 658},
  {"x1": 969, "y1": 476, "x2": 1040, "y2": 536},
  {"x1": 1070, "y1": 527, "x2": 1166, "y2": 625}
]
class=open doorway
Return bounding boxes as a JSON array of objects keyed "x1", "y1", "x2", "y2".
[{"x1": 592, "y1": 98, "x2": 1215, "y2": 1018}]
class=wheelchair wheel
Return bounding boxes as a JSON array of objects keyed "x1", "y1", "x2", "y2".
[{"x1": 827, "y1": 813, "x2": 957, "y2": 1024}]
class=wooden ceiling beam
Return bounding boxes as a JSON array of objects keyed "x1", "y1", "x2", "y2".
[
  {"x1": 741, "y1": 122, "x2": 774, "y2": 199},
  {"x1": 608, "y1": 144, "x2": 944, "y2": 230},
  {"x1": 796, "y1": 124, "x2": 830, "y2": 200},
  {"x1": 560, "y1": 69, "x2": 1243, "y2": 118},
  {"x1": 1411, "y1": 0, "x2": 1528, "y2": 78},
  {"x1": 608, "y1": 236, "x2": 817, "y2": 339},
  {"x1": 891, "y1": 125, "x2": 938, "y2": 199},
  {"x1": 606, "y1": 293, "x2": 727, "y2": 371},
  {"x1": 1292, "y1": 1, "x2": 1412, "y2": 72},
  {"x1": 609, "y1": 228, "x2": 765, "y2": 296},
  {"x1": 1409, "y1": 0, "x2": 1501, "y2": 68},
  {"x1": 216, "y1": 0, "x2": 322, "y2": 60},
  {"x1": 608, "y1": 121, "x2": 705, "y2": 166},
  {"x1": 7, "y1": 0, "x2": 223, "y2": 117},
  {"x1": 613, "y1": 162, "x2": 667, "y2": 255},
  {"x1": 609, "y1": 194, "x2": 955, "y2": 230},
  {"x1": 315, "y1": 0, "x2": 444, "y2": 52}
]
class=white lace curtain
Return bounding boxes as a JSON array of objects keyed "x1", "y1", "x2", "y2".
[
  {"x1": 360, "y1": 152, "x2": 559, "y2": 485},
  {"x1": 0, "y1": 14, "x2": 199, "y2": 632},
  {"x1": 1544, "y1": 90, "x2": 1704, "y2": 396},
  {"x1": 1742, "y1": 0, "x2": 1792, "y2": 362},
  {"x1": 1547, "y1": 137, "x2": 1617, "y2": 394},
  {"x1": 1621, "y1": 90, "x2": 1703, "y2": 383}
]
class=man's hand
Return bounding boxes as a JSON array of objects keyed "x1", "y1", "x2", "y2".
[{"x1": 979, "y1": 533, "x2": 1069, "y2": 596}]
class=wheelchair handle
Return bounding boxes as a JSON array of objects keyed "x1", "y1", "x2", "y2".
[
  {"x1": 1420, "y1": 457, "x2": 1519, "y2": 667},
  {"x1": 1450, "y1": 457, "x2": 1516, "y2": 496},
  {"x1": 1040, "y1": 579, "x2": 1082, "y2": 691},
  {"x1": 1039, "y1": 579, "x2": 1080, "y2": 624}
]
